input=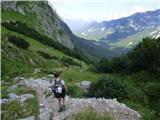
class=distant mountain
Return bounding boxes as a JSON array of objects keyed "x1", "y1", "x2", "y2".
[
  {"x1": 75, "y1": 9, "x2": 160, "y2": 41},
  {"x1": 65, "y1": 19, "x2": 90, "y2": 32}
]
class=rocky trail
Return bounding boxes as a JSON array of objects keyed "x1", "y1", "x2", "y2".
[{"x1": 18, "y1": 77, "x2": 141, "y2": 120}]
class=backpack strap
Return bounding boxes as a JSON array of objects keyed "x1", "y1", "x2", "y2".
[{"x1": 54, "y1": 79, "x2": 62, "y2": 85}]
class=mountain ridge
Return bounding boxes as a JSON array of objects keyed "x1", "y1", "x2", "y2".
[{"x1": 75, "y1": 9, "x2": 160, "y2": 42}]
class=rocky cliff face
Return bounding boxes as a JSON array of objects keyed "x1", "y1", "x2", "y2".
[{"x1": 1, "y1": 1, "x2": 74, "y2": 49}]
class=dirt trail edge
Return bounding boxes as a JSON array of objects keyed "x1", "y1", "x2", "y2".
[{"x1": 19, "y1": 78, "x2": 141, "y2": 120}]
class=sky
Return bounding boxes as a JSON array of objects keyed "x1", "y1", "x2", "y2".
[{"x1": 49, "y1": 0, "x2": 160, "y2": 22}]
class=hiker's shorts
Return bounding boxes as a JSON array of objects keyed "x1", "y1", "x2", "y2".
[{"x1": 54, "y1": 90, "x2": 66, "y2": 98}]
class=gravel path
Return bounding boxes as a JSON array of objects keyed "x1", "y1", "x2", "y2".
[{"x1": 20, "y1": 78, "x2": 141, "y2": 120}]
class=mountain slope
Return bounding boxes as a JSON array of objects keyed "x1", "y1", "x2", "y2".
[
  {"x1": 1, "y1": 1, "x2": 92, "y2": 79},
  {"x1": 2, "y1": 1, "x2": 74, "y2": 49},
  {"x1": 2, "y1": 1, "x2": 123, "y2": 62}
]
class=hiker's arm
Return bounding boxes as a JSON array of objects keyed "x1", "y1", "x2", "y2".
[
  {"x1": 64, "y1": 84, "x2": 68, "y2": 91},
  {"x1": 49, "y1": 80, "x2": 55, "y2": 88}
]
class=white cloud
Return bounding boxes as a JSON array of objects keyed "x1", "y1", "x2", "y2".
[
  {"x1": 50, "y1": 0, "x2": 158, "y2": 22},
  {"x1": 130, "y1": 6, "x2": 147, "y2": 13},
  {"x1": 110, "y1": 6, "x2": 148, "y2": 20},
  {"x1": 50, "y1": 0, "x2": 158, "y2": 3}
]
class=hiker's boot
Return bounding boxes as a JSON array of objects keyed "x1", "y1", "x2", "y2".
[
  {"x1": 62, "y1": 105, "x2": 66, "y2": 110},
  {"x1": 58, "y1": 107, "x2": 63, "y2": 112}
]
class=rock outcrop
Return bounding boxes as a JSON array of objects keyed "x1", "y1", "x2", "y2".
[{"x1": 19, "y1": 78, "x2": 141, "y2": 120}]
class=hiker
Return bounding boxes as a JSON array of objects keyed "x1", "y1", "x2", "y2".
[{"x1": 51, "y1": 72, "x2": 68, "y2": 112}]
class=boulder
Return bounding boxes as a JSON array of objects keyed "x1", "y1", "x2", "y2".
[
  {"x1": 7, "y1": 85, "x2": 17, "y2": 92},
  {"x1": 0, "y1": 99, "x2": 11, "y2": 104},
  {"x1": 13, "y1": 76, "x2": 24, "y2": 83},
  {"x1": 8, "y1": 93, "x2": 18, "y2": 100},
  {"x1": 18, "y1": 94, "x2": 35, "y2": 102},
  {"x1": 80, "y1": 81, "x2": 91, "y2": 89},
  {"x1": 18, "y1": 116, "x2": 34, "y2": 120}
]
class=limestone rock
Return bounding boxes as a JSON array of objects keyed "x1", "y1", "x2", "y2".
[
  {"x1": 8, "y1": 93, "x2": 18, "y2": 100},
  {"x1": 18, "y1": 116, "x2": 34, "y2": 120},
  {"x1": 7, "y1": 85, "x2": 17, "y2": 92},
  {"x1": 18, "y1": 94, "x2": 35, "y2": 102}
]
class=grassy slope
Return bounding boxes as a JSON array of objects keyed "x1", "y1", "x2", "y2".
[
  {"x1": 74, "y1": 31, "x2": 107, "y2": 41},
  {"x1": 1, "y1": 25, "x2": 104, "y2": 119},
  {"x1": 2, "y1": 26, "x2": 101, "y2": 79},
  {"x1": 108, "y1": 28, "x2": 157, "y2": 49}
]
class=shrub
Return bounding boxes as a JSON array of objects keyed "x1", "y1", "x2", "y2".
[
  {"x1": 7, "y1": 36, "x2": 30, "y2": 49},
  {"x1": 67, "y1": 83, "x2": 83, "y2": 98},
  {"x1": 61, "y1": 57, "x2": 81, "y2": 67},
  {"x1": 37, "y1": 50, "x2": 58, "y2": 60},
  {"x1": 145, "y1": 83, "x2": 160, "y2": 116},
  {"x1": 88, "y1": 77, "x2": 128, "y2": 100},
  {"x1": 95, "y1": 57, "x2": 113, "y2": 73},
  {"x1": 95, "y1": 37, "x2": 160, "y2": 74},
  {"x1": 128, "y1": 37, "x2": 160, "y2": 73}
]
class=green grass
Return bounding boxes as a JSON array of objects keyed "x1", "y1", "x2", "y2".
[
  {"x1": 123, "y1": 100, "x2": 156, "y2": 120},
  {"x1": 1, "y1": 86, "x2": 39, "y2": 120},
  {"x1": 67, "y1": 83, "x2": 84, "y2": 98},
  {"x1": 109, "y1": 28, "x2": 157, "y2": 49},
  {"x1": 74, "y1": 29, "x2": 111, "y2": 41},
  {"x1": 13, "y1": 85, "x2": 36, "y2": 96},
  {"x1": 1, "y1": 99, "x2": 39, "y2": 120},
  {"x1": 2, "y1": 26, "x2": 89, "y2": 79},
  {"x1": 1, "y1": 83, "x2": 13, "y2": 99},
  {"x1": 1, "y1": 9, "x2": 36, "y2": 27},
  {"x1": 66, "y1": 108, "x2": 114, "y2": 120},
  {"x1": 61, "y1": 66, "x2": 104, "y2": 82}
]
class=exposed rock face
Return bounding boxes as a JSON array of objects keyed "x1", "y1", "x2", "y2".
[
  {"x1": 19, "y1": 78, "x2": 141, "y2": 120},
  {"x1": 1, "y1": 1, "x2": 74, "y2": 49}
]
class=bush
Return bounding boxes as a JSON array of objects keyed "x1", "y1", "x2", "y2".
[
  {"x1": 88, "y1": 77, "x2": 128, "y2": 100},
  {"x1": 61, "y1": 57, "x2": 81, "y2": 67},
  {"x1": 67, "y1": 83, "x2": 83, "y2": 98},
  {"x1": 7, "y1": 35, "x2": 30, "y2": 49},
  {"x1": 37, "y1": 50, "x2": 58, "y2": 60},
  {"x1": 145, "y1": 83, "x2": 160, "y2": 116},
  {"x1": 95, "y1": 37, "x2": 160, "y2": 74},
  {"x1": 95, "y1": 57, "x2": 113, "y2": 73},
  {"x1": 128, "y1": 37, "x2": 160, "y2": 73}
]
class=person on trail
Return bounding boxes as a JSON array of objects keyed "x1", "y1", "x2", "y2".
[{"x1": 51, "y1": 72, "x2": 68, "y2": 112}]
